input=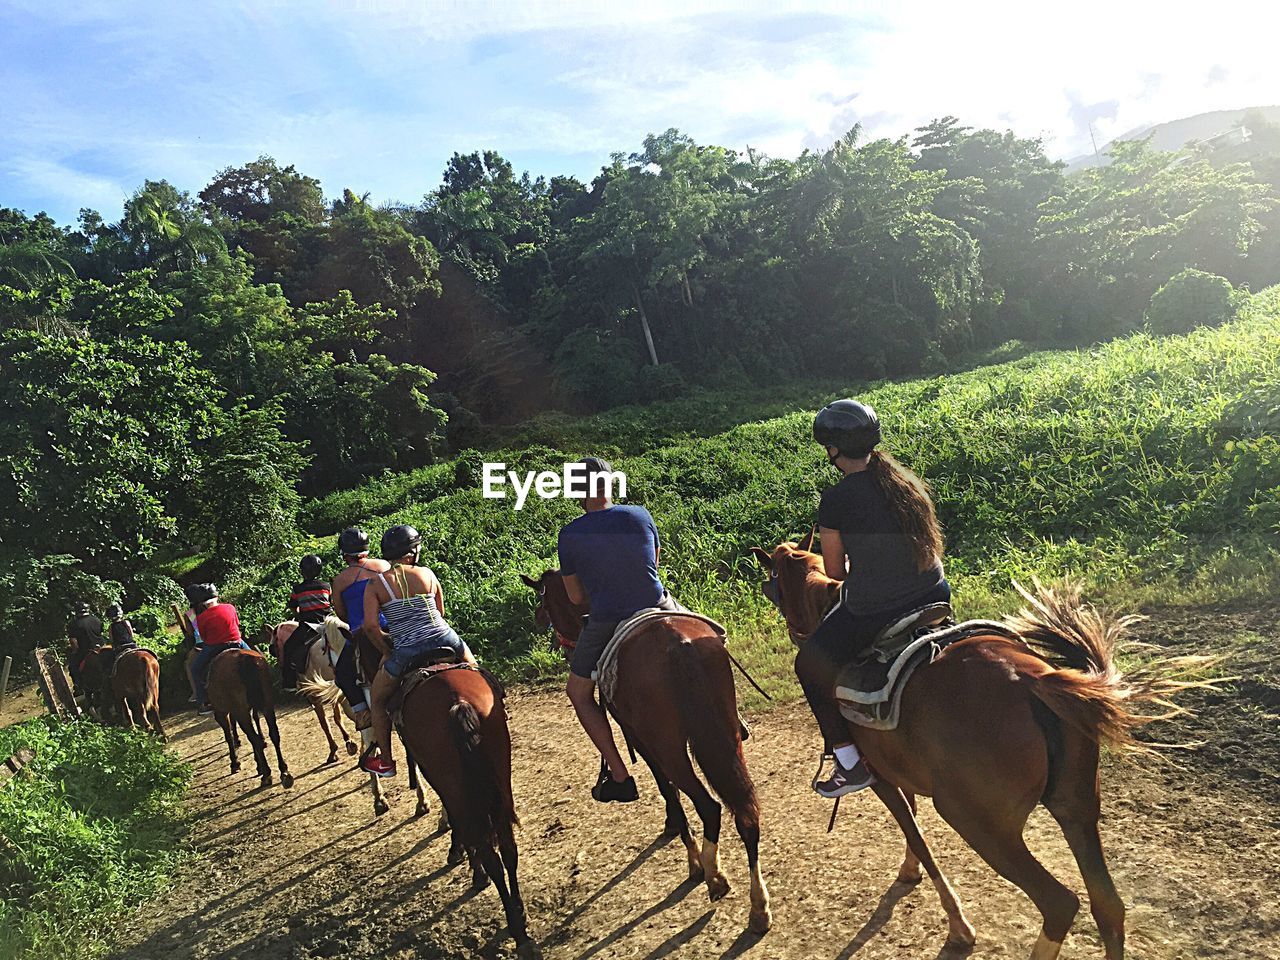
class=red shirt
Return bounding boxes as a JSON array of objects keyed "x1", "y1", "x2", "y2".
[{"x1": 196, "y1": 603, "x2": 242, "y2": 646}]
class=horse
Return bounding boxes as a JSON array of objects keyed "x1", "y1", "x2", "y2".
[
  {"x1": 751, "y1": 533, "x2": 1203, "y2": 960},
  {"x1": 75, "y1": 647, "x2": 115, "y2": 722},
  {"x1": 206, "y1": 648, "x2": 294, "y2": 789},
  {"x1": 261, "y1": 620, "x2": 358, "y2": 765},
  {"x1": 112, "y1": 648, "x2": 166, "y2": 740},
  {"x1": 522, "y1": 570, "x2": 771, "y2": 935},
  {"x1": 396, "y1": 662, "x2": 534, "y2": 958},
  {"x1": 519, "y1": 571, "x2": 587, "y2": 660},
  {"x1": 302, "y1": 627, "x2": 439, "y2": 822}
]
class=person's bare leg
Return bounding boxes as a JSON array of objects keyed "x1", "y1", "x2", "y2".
[
  {"x1": 370, "y1": 669, "x2": 397, "y2": 762},
  {"x1": 567, "y1": 673, "x2": 628, "y2": 781}
]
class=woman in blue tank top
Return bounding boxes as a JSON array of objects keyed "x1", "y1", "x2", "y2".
[{"x1": 330, "y1": 527, "x2": 391, "y2": 725}]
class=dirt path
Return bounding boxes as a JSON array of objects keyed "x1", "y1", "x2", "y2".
[{"x1": 108, "y1": 609, "x2": 1280, "y2": 960}]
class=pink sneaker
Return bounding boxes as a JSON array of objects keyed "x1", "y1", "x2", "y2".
[{"x1": 361, "y1": 754, "x2": 397, "y2": 778}]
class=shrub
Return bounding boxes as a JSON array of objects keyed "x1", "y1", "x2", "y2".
[{"x1": 1145, "y1": 269, "x2": 1236, "y2": 335}]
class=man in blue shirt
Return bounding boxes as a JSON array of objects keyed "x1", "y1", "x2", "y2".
[{"x1": 557, "y1": 456, "x2": 677, "y2": 803}]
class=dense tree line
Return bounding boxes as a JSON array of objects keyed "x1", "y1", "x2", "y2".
[{"x1": 2, "y1": 112, "x2": 1278, "y2": 640}]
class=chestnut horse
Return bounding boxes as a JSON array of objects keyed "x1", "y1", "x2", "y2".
[
  {"x1": 207, "y1": 648, "x2": 294, "y2": 789},
  {"x1": 753, "y1": 535, "x2": 1198, "y2": 960},
  {"x1": 396, "y1": 664, "x2": 533, "y2": 957},
  {"x1": 261, "y1": 620, "x2": 358, "y2": 765},
  {"x1": 112, "y1": 648, "x2": 166, "y2": 740},
  {"x1": 523, "y1": 570, "x2": 771, "y2": 935}
]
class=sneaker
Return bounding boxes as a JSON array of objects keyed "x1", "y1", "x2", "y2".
[
  {"x1": 197, "y1": 705, "x2": 214, "y2": 717},
  {"x1": 813, "y1": 758, "x2": 875, "y2": 798},
  {"x1": 738, "y1": 714, "x2": 751, "y2": 742},
  {"x1": 361, "y1": 754, "x2": 397, "y2": 779},
  {"x1": 592, "y1": 775, "x2": 638, "y2": 803},
  {"x1": 187, "y1": 695, "x2": 197, "y2": 704}
]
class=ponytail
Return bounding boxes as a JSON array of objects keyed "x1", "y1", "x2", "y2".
[{"x1": 867, "y1": 450, "x2": 943, "y2": 571}]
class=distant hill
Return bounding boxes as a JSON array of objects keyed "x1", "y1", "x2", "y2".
[{"x1": 1066, "y1": 105, "x2": 1280, "y2": 171}]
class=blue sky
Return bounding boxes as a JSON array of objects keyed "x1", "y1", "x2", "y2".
[{"x1": 3, "y1": 0, "x2": 1278, "y2": 226}]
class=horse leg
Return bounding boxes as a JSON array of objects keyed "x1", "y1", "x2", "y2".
[
  {"x1": 314, "y1": 702, "x2": 339, "y2": 764},
  {"x1": 333, "y1": 702, "x2": 357, "y2": 756},
  {"x1": 119, "y1": 697, "x2": 135, "y2": 730},
  {"x1": 1044, "y1": 739, "x2": 1125, "y2": 958},
  {"x1": 149, "y1": 701, "x2": 168, "y2": 742},
  {"x1": 404, "y1": 747, "x2": 431, "y2": 819},
  {"x1": 218, "y1": 713, "x2": 240, "y2": 774},
  {"x1": 897, "y1": 791, "x2": 924, "y2": 884},
  {"x1": 263, "y1": 708, "x2": 294, "y2": 788},
  {"x1": 734, "y1": 800, "x2": 771, "y2": 934},
  {"x1": 872, "y1": 782, "x2": 975, "y2": 947},
  {"x1": 492, "y1": 832, "x2": 533, "y2": 955},
  {"x1": 934, "y1": 793, "x2": 1078, "y2": 959},
  {"x1": 237, "y1": 713, "x2": 271, "y2": 785}
]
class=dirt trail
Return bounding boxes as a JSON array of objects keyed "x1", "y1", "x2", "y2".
[{"x1": 108, "y1": 608, "x2": 1280, "y2": 960}]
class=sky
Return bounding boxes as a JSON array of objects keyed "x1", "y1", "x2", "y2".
[{"x1": 3, "y1": 0, "x2": 1279, "y2": 225}]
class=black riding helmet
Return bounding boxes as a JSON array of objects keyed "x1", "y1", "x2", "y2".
[
  {"x1": 106, "y1": 603, "x2": 124, "y2": 620},
  {"x1": 72, "y1": 601, "x2": 91, "y2": 617},
  {"x1": 338, "y1": 527, "x2": 369, "y2": 556},
  {"x1": 813, "y1": 399, "x2": 881, "y2": 460},
  {"x1": 184, "y1": 582, "x2": 218, "y2": 606},
  {"x1": 381, "y1": 524, "x2": 421, "y2": 562},
  {"x1": 299, "y1": 554, "x2": 324, "y2": 579}
]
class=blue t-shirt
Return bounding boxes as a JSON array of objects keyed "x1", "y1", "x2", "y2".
[{"x1": 557, "y1": 505, "x2": 664, "y2": 621}]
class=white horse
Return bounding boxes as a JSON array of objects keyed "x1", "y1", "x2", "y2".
[{"x1": 262, "y1": 619, "x2": 358, "y2": 765}]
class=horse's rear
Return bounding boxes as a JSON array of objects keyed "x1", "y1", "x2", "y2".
[
  {"x1": 610, "y1": 619, "x2": 771, "y2": 934},
  {"x1": 398, "y1": 666, "x2": 532, "y2": 957},
  {"x1": 208, "y1": 650, "x2": 293, "y2": 789},
  {"x1": 112, "y1": 649, "x2": 165, "y2": 740}
]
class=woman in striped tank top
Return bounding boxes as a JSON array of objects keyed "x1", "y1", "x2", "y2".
[{"x1": 360, "y1": 524, "x2": 476, "y2": 778}]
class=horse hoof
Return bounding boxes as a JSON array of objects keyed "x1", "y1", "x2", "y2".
[
  {"x1": 749, "y1": 907, "x2": 773, "y2": 935},
  {"x1": 375, "y1": 799, "x2": 390, "y2": 817},
  {"x1": 471, "y1": 870, "x2": 489, "y2": 891},
  {"x1": 280, "y1": 772, "x2": 295, "y2": 789},
  {"x1": 261, "y1": 775, "x2": 273, "y2": 788},
  {"x1": 414, "y1": 802, "x2": 429, "y2": 819},
  {"x1": 661, "y1": 819, "x2": 683, "y2": 840},
  {"x1": 896, "y1": 867, "x2": 924, "y2": 886},
  {"x1": 516, "y1": 940, "x2": 541, "y2": 960},
  {"x1": 324, "y1": 754, "x2": 338, "y2": 765},
  {"x1": 448, "y1": 845, "x2": 465, "y2": 866},
  {"x1": 706, "y1": 875, "x2": 730, "y2": 902},
  {"x1": 345, "y1": 741, "x2": 358, "y2": 756},
  {"x1": 230, "y1": 762, "x2": 240, "y2": 774},
  {"x1": 947, "y1": 919, "x2": 977, "y2": 948}
]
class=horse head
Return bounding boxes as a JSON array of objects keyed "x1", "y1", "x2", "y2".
[
  {"x1": 519, "y1": 570, "x2": 586, "y2": 652},
  {"x1": 749, "y1": 537, "x2": 839, "y2": 645}
]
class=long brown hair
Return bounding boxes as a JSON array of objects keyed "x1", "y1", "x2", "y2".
[{"x1": 867, "y1": 450, "x2": 943, "y2": 571}]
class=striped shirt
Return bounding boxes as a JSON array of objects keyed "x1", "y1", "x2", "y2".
[
  {"x1": 376, "y1": 568, "x2": 451, "y2": 650},
  {"x1": 289, "y1": 579, "x2": 332, "y2": 622}
]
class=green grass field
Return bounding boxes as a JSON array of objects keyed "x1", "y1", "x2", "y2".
[{"x1": 225, "y1": 288, "x2": 1280, "y2": 702}]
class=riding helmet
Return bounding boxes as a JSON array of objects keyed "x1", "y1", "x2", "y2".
[
  {"x1": 184, "y1": 582, "x2": 218, "y2": 605},
  {"x1": 813, "y1": 399, "x2": 881, "y2": 458},
  {"x1": 106, "y1": 603, "x2": 124, "y2": 620},
  {"x1": 299, "y1": 554, "x2": 324, "y2": 579},
  {"x1": 380, "y1": 524, "x2": 422, "y2": 561},
  {"x1": 72, "y1": 601, "x2": 91, "y2": 616},
  {"x1": 338, "y1": 527, "x2": 370, "y2": 556}
]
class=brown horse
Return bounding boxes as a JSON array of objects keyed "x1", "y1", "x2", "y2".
[
  {"x1": 112, "y1": 648, "x2": 166, "y2": 740},
  {"x1": 396, "y1": 664, "x2": 533, "y2": 956},
  {"x1": 752, "y1": 535, "x2": 1199, "y2": 960},
  {"x1": 523, "y1": 570, "x2": 771, "y2": 935},
  {"x1": 260, "y1": 620, "x2": 358, "y2": 765},
  {"x1": 519, "y1": 571, "x2": 587, "y2": 659},
  {"x1": 207, "y1": 649, "x2": 294, "y2": 789},
  {"x1": 76, "y1": 647, "x2": 115, "y2": 721}
]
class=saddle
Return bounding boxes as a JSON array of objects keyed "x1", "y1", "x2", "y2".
[
  {"x1": 108, "y1": 646, "x2": 152, "y2": 679},
  {"x1": 387, "y1": 655, "x2": 506, "y2": 727},
  {"x1": 595, "y1": 602, "x2": 726, "y2": 705},
  {"x1": 834, "y1": 604, "x2": 1022, "y2": 731}
]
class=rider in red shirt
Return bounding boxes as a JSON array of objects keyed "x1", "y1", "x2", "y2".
[{"x1": 187, "y1": 583, "x2": 251, "y2": 715}]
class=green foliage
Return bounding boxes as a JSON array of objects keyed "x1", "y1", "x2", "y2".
[
  {"x1": 1145, "y1": 268, "x2": 1237, "y2": 335},
  {"x1": 0, "y1": 556, "x2": 121, "y2": 657},
  {"x1": 0, "y1": 719, "x2": 189, "y2": 960}
]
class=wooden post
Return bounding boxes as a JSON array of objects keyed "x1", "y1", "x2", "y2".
[
  {"x1": 30, "y1": 649, "x2": 80, "y2": 720},
  {"x1": 0, "y1": 655, "x2": 11, "y2": 719}
]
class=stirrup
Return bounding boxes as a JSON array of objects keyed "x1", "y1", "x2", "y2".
[{"x1": 811, "y1": 750, "x2": 835, "y2": 792}]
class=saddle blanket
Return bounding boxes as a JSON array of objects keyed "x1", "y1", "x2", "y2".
[
  {"x1": 835, "y1": 619, "x2": 1022, "y2": 731},
  {"x1": 388, "y1": 662, "x2": 507, "y2": 728},
  {"x1": 595, "y1": 602, "x2": 726, "y2": 705}
]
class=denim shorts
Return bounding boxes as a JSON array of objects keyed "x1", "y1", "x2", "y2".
[{"x1": 383, "y1": 628, "x2": 467, "y2": 677}]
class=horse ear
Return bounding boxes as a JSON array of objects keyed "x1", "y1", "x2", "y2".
[
  {"x1": 799, "y1": 525, "x2": 816, "y2": 553},
  {"x1": 749, "y1": 547, "x2": 773, "y2": 570},
  {"x1": 519, "y1": 573, "x2": 542, "y2": 590}
]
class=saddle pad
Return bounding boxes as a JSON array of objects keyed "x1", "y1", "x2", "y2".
[
  {"x1": 835, "y1": 620, "x2": 1022, "y2": 731},
  {"x1": 323, "y1": 616, "x2": 349, "y2": 659},
  {"x1": 388, "y1": 662, "x2": 508, "y2": 727},
  {"x1": 595, "y1": 603, "x2": 726, "y2": 705}
]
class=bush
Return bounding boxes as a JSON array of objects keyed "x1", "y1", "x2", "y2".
[
  {"x1": 0, "y1": 556, "x2": 121, "y2": 659},
  {"x1": 0, "y1": 719, "x2": 189, "y2": 960},
  {"x1": 1145, "y1": 269, "x2": 1236, "y2": 335},
  {"x1": 553, "y1": 328, "x2": 642, "y2": 410}
]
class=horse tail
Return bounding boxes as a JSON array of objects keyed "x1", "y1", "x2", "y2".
[
  {"x1": 671, "y1": 634, "x2": 760, "y2": 823},
  {"x1": 237, "y1": 652, "x2": 271, "y2": 716},
  {"x1": 1009, "y1": 579, "x2": 1211, "y2": 750},
  {"x1": 449, "y1": 699, "x2": 512, "y2": 849},
  {"x1": 297, "y1": 672, "x2": 344, "y2": 706}
]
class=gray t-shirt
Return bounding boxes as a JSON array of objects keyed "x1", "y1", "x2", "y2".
[{"x1": 817, "y1": 470, "x2": 945, "y2": 615}]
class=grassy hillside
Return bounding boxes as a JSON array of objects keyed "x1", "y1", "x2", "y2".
[{"x1": 234, "y1": 290, "x2": 1280, "y2": 698}]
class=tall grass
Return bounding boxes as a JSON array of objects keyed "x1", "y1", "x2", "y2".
[
  {"x1": 249, "y1": 290, "x2": 1280, "y2": 699},
  {"x1": 0, "y1": 720, "x2": 190, "y2": 960}
]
